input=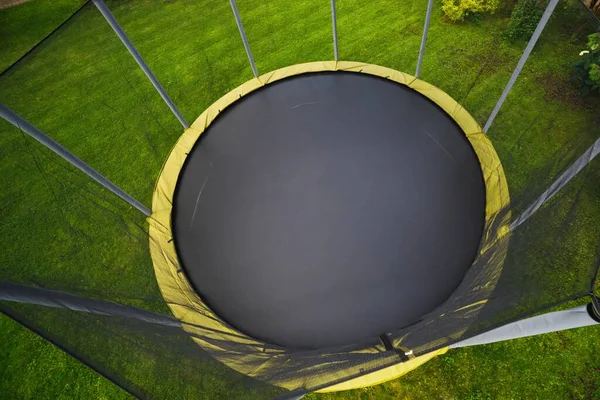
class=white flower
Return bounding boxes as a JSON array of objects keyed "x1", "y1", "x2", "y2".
[{"x1": 579, "y1": 50, "x2": 590, "y2": 56}]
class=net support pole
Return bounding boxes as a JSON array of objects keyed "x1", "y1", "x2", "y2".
[
  {"x1": 510, "y1": 137, "x2": 600, "y2": 230},
  {"x1": 0, "y1": 103, "x2": 151, "y2": 217},
  {"x1": 0, "y1": 281, "x2": 180, "y2": 327},
  {"x1": 331, "y1": 0, "x2": 339, "y2": 61},
  {"x1": 483, "y1": 0, "x2": 559, "y2": 133},
  {"x1": 451, "y1": 305, "x2": 599, "y2": 348},
  {"x1": 91, "y1": 0, "x2": 189, "y2": 129},
  {"x1": 229, "y1": 0, "x2": 259, "y2": 77},
  {"x1": 415, "y1": 0, "x2": 433, "y2": 78}
]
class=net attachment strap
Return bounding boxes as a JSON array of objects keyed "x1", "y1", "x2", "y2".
[{"x1": 379, "y1": 333, "x2": 414, "y2": 362}]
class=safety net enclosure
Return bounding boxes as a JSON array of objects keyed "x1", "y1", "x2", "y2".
[{"x1": 0, "y1": 0, "x2": 599, "y2": 398}]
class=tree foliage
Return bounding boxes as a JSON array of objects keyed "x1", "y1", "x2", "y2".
[
  {"x1": 504, "y1": 0, "x2": 547, "y2": 40},
  {"x1": 572, "y1": 33, "x2": 600, "y2": 95},
  {"x1": 442, "y1": 0, "x2": 501, "y2": 22}
]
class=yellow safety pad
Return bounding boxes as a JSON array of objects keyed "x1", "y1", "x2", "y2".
[{"x1": 317, "y1": 347, "x2": 449, "y2": 393}]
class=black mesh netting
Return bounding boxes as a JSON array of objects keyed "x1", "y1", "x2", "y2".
[{"x1": 0, "y1": 0, "x2": 599, "y2": 398}]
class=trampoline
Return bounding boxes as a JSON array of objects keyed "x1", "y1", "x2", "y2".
[
  {"x1": 150, "y1": 61, "x2": 509, "y2": 361},
  {"x1": 3, "y1": 0, "x2": 600, "y2": 397}
]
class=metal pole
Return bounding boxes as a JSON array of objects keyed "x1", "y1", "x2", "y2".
[
  {"x1": 0, "y1": 281, "x2": 180, "y2": 327},
  {"x1": 91, "y1": 0, "x2": 189, "y2": 129},
  {"x1": 0, "y1": 103, "x2": 151, "y2": 216},
  {"x1": 510, "y1": 137, "x2": 600, "y2": 230},
  {"x1": 415, "y1": 0, "x2": 434, "y2": 78},
  {"x1": 483, "y1": 0, "x2": 559, "y2": 133},
  {"x1": 331, "y1": 0, "x2": 339, "y2": 61},
  {"x1": 451, "y1": 305, "x2": 599, "y2": 348},
  {"x1": 229, "y1": 0, "x2": 259, "y2": 77}
]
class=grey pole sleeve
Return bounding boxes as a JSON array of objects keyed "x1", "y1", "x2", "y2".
[
  {"x1": 331, "y1": 0, "x2": 339, "y2": 61},
  {"x1": 451, "y1": 305, "x2": 599, "y2": 348},
  {"x1": 483, "y1": 0, "x2": 559, "y2": 133},
  {"x1": 0, "y1": 281, "x2": 180, "y2": 327},
  {"x1": 229, "y1": 0, "x2": 259, "y2": 77},
  {"x1": 415, "y1": 0, "x2": 433, "y2": 78},
  {"x1": 0, "y1": 103, "x2": 151, "y2": 216},
  {"x1": 92, "y1": 0, "x2": 189, "y2": 129},
  {"x1": 274, "y1": 389, "x2": 307, "y2": 400}
]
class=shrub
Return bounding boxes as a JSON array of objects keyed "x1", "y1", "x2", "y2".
[
  {"x1": 505, "y1": 0, "x2": 547, "y2": 40},
  {"x1": 442, "y1": 0, "x2": 501, "y2": 22},
  {"x1": 572, "y1": 33, "x2": 600, "y2": 95}
]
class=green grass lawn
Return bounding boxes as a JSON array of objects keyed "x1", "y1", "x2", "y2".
[
  {"x1": 0, "y1": 0, "x2": 87, "y2": 72},
  {"x1": 0, "y1": 0, "x2": 599, "y2": 398}
]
